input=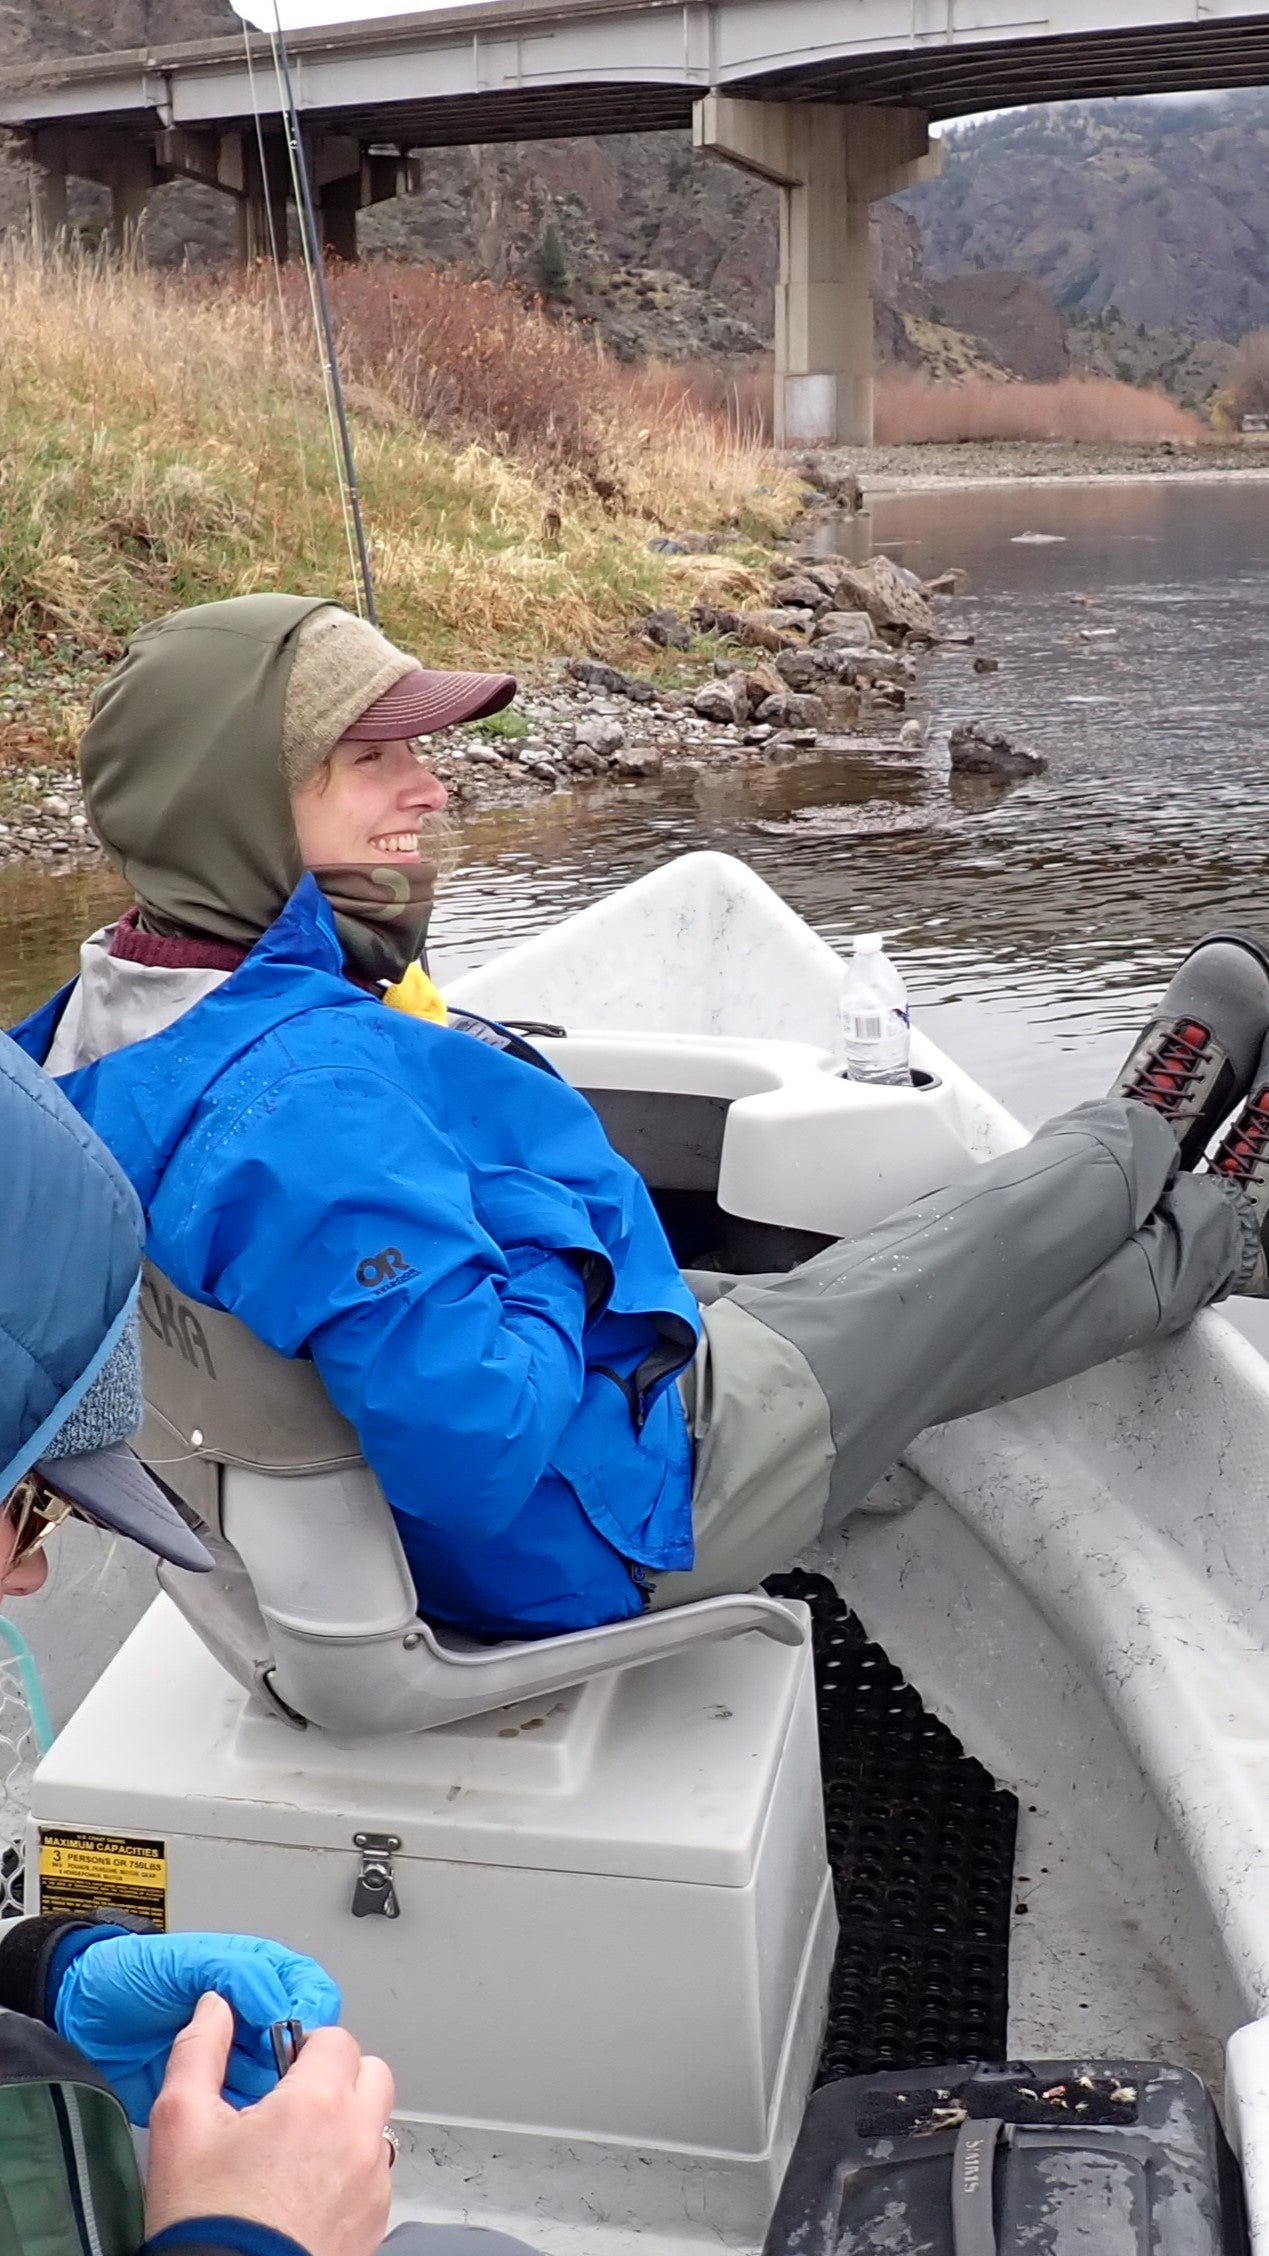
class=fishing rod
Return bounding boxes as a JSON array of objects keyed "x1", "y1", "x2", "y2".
[{"x1": 247, "y1": 5, "x2": 379, "y2": 624}]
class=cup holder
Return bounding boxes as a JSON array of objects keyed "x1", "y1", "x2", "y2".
[{"x1": 835, "y1": 1067, "x2": 943, "y2": 1092}]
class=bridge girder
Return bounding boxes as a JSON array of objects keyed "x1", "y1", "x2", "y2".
[{"x1": 7, "y1": 2, "x2": 1269, "y2": 145}]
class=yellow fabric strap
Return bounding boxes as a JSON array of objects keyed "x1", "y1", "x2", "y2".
[{"x1": 382, "y1": 960, "x2": 449, "y2": 1025}]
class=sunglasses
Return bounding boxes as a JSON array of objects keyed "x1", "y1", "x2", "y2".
[{"x1": 3, "y1": 1472, "x2": 97, "y2": 1571}]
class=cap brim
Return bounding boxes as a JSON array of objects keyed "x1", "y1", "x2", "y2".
[
  {"x1": 343, "y1": 666, "x2": 517, "y2": 740},
  {"x1": 37, "y1": 1444, "x2": 213, "y2": 1573}
]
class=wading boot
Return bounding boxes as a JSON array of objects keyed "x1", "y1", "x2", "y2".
[
  {"x1": 1206, "y1": 1035, "x2": 1269, "y2": 1294},
  {"x1": 1110, "y1": 929, "x2": 1269, "y2": 1167}
]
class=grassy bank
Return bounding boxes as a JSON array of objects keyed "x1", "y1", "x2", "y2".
[{"x1": 0, "y1": 252, "x2": 800, "y2": 765}]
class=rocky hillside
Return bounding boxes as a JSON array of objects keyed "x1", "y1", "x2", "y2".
[
  {"x1": 907, "y1": 94, "x2": 1269, "y2": 342},
  {"x1": 0, "y1": 0, "x2": 233, "y2": 60},
  {"x1": 361, "y1": 135, "x2": 781, "y2": 362},
  {"x1": 1065, "y1": 310, "x2": 1234, "y2": 412}
]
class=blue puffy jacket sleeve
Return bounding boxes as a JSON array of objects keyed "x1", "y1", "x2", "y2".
[{"x1": 176, "y1": 1065, "x2": 592, "y2": 1541}]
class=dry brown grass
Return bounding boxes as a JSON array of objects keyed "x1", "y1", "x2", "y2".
[
  {"x1": 618, "y1": 358, "x2": 775, "y2": 441},
  {"x1": 606, "y1": 360, "x2": 1204, "y2": 449},
  {"x1": 874, "y1": 374, "x2": 1204, "y2": 445},
  {"x1": 0, "y1": 248, "x2": 799, "y2": 756},
  {"x1": 230, "y1": 260, "x2": 789, "y2": 529}
]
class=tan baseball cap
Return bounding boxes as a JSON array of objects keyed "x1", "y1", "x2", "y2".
[{"x1": 282, "y1": 607, "x2": 517, "y2": 788}]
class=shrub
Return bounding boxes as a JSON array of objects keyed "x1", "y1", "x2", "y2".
[
  {"x1": 607, "y1": 362, "x2": 1202, "y2": 449},
  {"x1": 873, "y1": 374, "x2": 1202, "y2": 444},
  {"x1": 1228, "y1": 332, "x2": 1269, "y2": 422},
  {"x1": 534, "y1": 221, "x2": 572, "y2": 302},
  {"x1": 224, "y1": 261, "x2": 788, "y2": 533}
]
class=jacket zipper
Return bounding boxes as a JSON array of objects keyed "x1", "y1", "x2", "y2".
[
  {"x1": 51, "y1": 2083, "x2": 104, "y2": 2256},
  {"x1": 595, "y1": 1325, "x2": 695, "y2": 1435},
  {"x1": 631, "y1": 1327, "x2": 697, "y2": 1406}
]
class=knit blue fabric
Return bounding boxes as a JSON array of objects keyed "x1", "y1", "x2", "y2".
[{"x1": 41, "y1": 1318, "x2": 143, "y2": 1461}]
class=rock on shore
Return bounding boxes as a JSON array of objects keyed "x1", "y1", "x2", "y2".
[{"x1": 948, "y1": 722, "x2": 1046, "y2": 777}]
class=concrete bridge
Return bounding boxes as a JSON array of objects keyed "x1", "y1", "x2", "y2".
[{"x1": 5, "y1": 0, "x2": 1269, "y2": 443}]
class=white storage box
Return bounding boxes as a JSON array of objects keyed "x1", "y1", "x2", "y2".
[{"x1": 30, "y1": 1597, "x2": 833, "y2": 2190}]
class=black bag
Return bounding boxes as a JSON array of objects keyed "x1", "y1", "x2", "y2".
[
  {"x1": 0, "y1": 2007, "x2": 145, "y2": 2256},
  {"x1": 765, "y1": 2059, "x2": 1250, "y2": 2256}
]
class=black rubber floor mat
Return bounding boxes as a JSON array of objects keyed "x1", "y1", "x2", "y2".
[{"x1": 764, "y1": 1568, "x2": 1018, "y2": 2084}]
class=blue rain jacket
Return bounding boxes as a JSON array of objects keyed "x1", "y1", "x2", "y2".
[
  {"x1": 0, "y1": 1031, "x2": 144, "y2": 1497},
  {"x1": 13, "y1": 879, "x2": 700, "y2": 1636}
]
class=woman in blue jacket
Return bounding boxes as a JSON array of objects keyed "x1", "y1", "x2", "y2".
[
  {"x1": 16, "y1": 596, "x2": 702, "y2": 1640},
  {"x1": 15, "y1": 593, "x2": 1269, "y2": 1646}
]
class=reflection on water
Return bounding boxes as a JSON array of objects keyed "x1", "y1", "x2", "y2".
[
  {"x1": 0, "y1": 863, "x2": 129, "y2": 1029},
  {"x1": 4, "y1": 480, "x2": 1269, "y2": 1137}
]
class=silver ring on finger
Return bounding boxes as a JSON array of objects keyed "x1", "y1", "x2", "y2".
[{"x1": 383, "y1": 2125, "x2": 400, "y2": 2168}]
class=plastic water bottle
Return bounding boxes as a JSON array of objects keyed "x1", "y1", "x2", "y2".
[{"x1": 839, "y1": 934, "x2": 912, "y2": 1085}]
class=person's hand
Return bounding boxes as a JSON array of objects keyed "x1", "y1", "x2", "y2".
[
  {"x1": 53, "y1": 1930, "x2": 341, "y2": 2126},
  {"x1": 146, "y1": 1992, "x2": 394, "y2": 2256}
]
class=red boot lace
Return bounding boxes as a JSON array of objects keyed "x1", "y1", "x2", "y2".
[
  {"x1": 1214, "y1": 1091, "x2": 1269, "y2": 1188},
  {"x1": 1129, "y1": 1021, "x2": 1210, "y2": 1119}
]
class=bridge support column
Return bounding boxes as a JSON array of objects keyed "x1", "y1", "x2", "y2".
[
  {"x1": 26, "y1": 133, "x2": 69, "y2": 251},
  {"x1": 24, "y1": 126, "x2": 158, "y2": 257},
  {"x1": 237, "y1": 142, "x2": 290, "y2": 267},
  {"x1": 105, "y1": 140, "x2": 156, "y2": 253},
  {"x1": 306, "y1": 137, "x2": 362, "y2": 261},
  {"x1": 694, "y1": 97, "x2": 939, "y2": 448},
  {"x1": 318, "y1": 174, "x2": 360, "y2": 262},
  {"x1": 307, "y1": 136, "x2": 421, "y2": 263},
  {"x1": 157, "y1": 127, "x2": 289, "y2": 267}
]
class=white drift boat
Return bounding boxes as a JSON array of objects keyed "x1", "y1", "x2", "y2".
[{"x1": 18, "y1": 850, "x2": 1269, "y2": 2253}]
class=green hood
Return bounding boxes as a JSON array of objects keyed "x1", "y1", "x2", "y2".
[
  {"x1": 81, "y1": 593, "x2": 326, "y2": 955},
  {"x1": 79, "y1": 593, "x2": 440, "y2": 982}
]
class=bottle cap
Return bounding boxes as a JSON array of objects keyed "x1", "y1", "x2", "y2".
[{"x1": 852, "y1": 933, "x2": 884, "y2": 954}]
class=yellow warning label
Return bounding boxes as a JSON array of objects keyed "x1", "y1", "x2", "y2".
[{"x1": 39, "y1": 1830, "x2": 167, "y2": 1931}]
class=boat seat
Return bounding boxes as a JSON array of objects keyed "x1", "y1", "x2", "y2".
[{"x1": 135, "y1": 1265, "x2": 801, "y2": 1737}]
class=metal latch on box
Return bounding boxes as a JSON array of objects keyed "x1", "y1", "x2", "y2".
[{"x1": 351, "y1": 1832, "x2": 402, "y2": 1918}]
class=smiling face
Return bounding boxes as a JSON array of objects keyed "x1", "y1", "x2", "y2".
[{"x1": 289, "y1": 736, "x2": 449, "y2": 869}]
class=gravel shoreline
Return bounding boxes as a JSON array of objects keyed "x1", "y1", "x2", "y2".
[
  {"x1": 6, "y1": 441, "x2": 1260, "y2": 872},
  {"x1": 839, "y1": 438, "x2": 1269, "y2": 489}
]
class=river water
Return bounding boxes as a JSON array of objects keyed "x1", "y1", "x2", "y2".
[{"x1": 5, "y1": 477, "x2": 1269, "y2": 1133}]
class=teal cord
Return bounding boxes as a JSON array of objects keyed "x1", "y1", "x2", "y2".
[{"x1": 0, "y1": 1614, "x2": 55, "y2": 1754}]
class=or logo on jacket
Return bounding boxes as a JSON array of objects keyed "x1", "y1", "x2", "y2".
[{"x1": 355, "y1": 1245, "x2": 417, "y2": 1292}]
